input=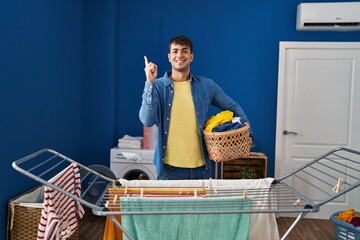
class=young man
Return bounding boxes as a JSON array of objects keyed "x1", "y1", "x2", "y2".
[{"x1": 139, "y1": 35, "x2": 252, "y2": 180}]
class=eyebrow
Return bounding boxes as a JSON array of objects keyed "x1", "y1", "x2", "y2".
[{"x1": 171, "y1": 47, "x2": 189, "y2": 51}]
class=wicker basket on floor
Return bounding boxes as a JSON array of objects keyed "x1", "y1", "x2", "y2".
[
  {"x1": 203, "y1": 123, "x2": 251, "y2": 162},
  {"x1": 7, "y1": 187, "x2": 79, "y2": 240}
]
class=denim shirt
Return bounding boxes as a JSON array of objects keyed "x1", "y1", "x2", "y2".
[{"x1": 139, "y1": 71, "x2": 251, "y2": 176}]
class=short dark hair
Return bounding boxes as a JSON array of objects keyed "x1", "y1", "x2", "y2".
[{"x1": 168, "y1": 35, "x2": 193, "y2": 53}]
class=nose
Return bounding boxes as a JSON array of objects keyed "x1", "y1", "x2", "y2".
[{"x1": 177, "y1": 53, "x2": 186, "y2": 60}]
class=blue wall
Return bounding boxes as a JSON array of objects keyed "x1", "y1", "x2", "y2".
[
  {"x1": 82, "y1": 0, "x2": 119, "y2": 166},
  {"x1": 0, "y1": 0, "x2": 359, "y2": 238},
  {"x1": 0, "y1": 1, "x2": 83, "y2": 238},
  {"x1": 0, "y1": 0, "x2": 118, "y2": 238}
]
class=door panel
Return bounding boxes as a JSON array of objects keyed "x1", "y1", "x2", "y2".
[{"x1": 276, "y1": 42, "x2": 360, "y2": 219}]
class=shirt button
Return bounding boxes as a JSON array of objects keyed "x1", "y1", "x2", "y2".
[
  {"x1": 165, "y1": 132, "x2": 167, "y2": 134},
  {"x1": 167, "y1": 117, "x2": 169, "y2": 120},
  {"x1": 169, "y1": 103, "x2": 171, "y2": 106}
]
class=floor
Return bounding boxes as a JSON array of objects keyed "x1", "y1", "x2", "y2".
[{"x1": 277, "y1": 217, "x2": 335, "y2": 240}]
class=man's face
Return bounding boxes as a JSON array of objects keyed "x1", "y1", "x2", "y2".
[{"x1": 168, "y1": 43, "x2": 194, "y2": 72}]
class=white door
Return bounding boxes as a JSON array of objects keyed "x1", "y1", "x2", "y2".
[{"x1": 275, "y1": 42, "x2": 360, "y2": 219}]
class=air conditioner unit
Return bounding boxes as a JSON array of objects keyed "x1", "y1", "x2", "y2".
[{"x1": 296, "y1": 2, "x2": 360, "y2": 31}]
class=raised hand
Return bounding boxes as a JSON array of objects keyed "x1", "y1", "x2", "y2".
[{"x1": 144, "y1": 56, "x2": 157, "y2": 83}]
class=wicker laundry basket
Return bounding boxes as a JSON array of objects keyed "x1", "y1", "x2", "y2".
[
  {"x1": 7, "y1": 186, "x2": 79, "y2": 240},
  {"x1": 203, "y1": 123, "x2": 251, "y2": 162}
]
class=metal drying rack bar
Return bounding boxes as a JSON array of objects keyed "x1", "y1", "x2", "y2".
[{"x1": 12, "y1": 147, "x2": 360, "y2": 240}]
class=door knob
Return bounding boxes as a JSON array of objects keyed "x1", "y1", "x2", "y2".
[{"x1": 283, "y1": 130, "x2": 298, "y2": 135}]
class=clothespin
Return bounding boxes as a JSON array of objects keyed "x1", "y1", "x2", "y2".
[
  {"x1": 105, "y1": 201, "x2": 109, "y2": 208},
  {"x1": 293, "y1": 198, "x2": 301, "y2": 206},
  {"x1": 213, "y1": 187, "x2": 218, "y2": 195},
  {"x1": 113, "y1": 195, "x2": 118, "y2": 204},
  {"x1": 140, "y1": 188, "x2": 144, "y2": 198},
  {"x1": 124, "y1": 187, "x2": 128, "y2": 195},
  {"x1": 243, "y1": 190, "x2": 247, "y2": 201},
  {"x1": 112, "y1": 180, "x2": 115, "y2": 189},
  {"x1": 332, "y1": 178, "x2": 344, "y2": 193},
  {"x1": 194, "y1": 189, "x2": 198, "y2": 197},
  {"x1": 202, "y1": 181, "x2": 205, "y2": 192}
]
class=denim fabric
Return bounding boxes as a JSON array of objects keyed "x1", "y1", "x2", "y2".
[
  {"x1": 139, "y1": 71, "x2": 251, "y2": 178},
  {"x1": 158, "y1": 164, "x2": 210, "y2": 180}
]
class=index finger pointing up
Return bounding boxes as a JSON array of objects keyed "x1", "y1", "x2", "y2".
[{"x1": 144, "y1": 56, "x2": 149, "y2": 67}]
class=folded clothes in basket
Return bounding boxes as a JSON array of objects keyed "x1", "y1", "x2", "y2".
[
  {"x1": 204, "y1": 110, "x2": 234, "y2": 132},
  {"x1": 336, "y1": 209, "x2": 360, "y2": 227},
  {"x1": 212, "y1": 121, "x2": 245, "y2": 132},
  {"x1": 350, "y1": 217, "x2": 360, "y2": 227},
  {"x1": 336, "y1": 209, "x2": 358, "y2": 222}
]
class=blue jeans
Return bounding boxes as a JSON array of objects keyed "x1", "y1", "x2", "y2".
[{"x1": 158, "y1": 164, "x2": 211, "y2": 180}]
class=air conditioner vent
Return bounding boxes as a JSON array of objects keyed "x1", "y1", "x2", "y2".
[{"x1": 304, "y1": 22, "x2": 360, "y2": 27}]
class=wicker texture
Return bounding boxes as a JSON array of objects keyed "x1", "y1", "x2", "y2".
[
  {"x1": 7, "y1": 187, "x2": 79, "y2": 240},
  {"x1": 9, "y1": 204, "x2": 79, "y2": 240},
  {"x1": 203, "y1": 124, "x2": 251, "y2": 162}
]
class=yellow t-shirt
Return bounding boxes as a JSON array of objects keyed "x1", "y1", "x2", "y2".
[{"x1": 165, "y1": 80, "x2": 204, "y2": 168}]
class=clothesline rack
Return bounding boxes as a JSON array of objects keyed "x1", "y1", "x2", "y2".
[{"x1": 12, "y1": 147, "x2": 360, "y2": 240}]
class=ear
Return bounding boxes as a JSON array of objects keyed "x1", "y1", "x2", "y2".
[
  {"x1": 168, "y1": 53, "x2": 171, "y2": 62},
  {"x1": 190, "y1": 53, "x2": 194, "y2": 62}
]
